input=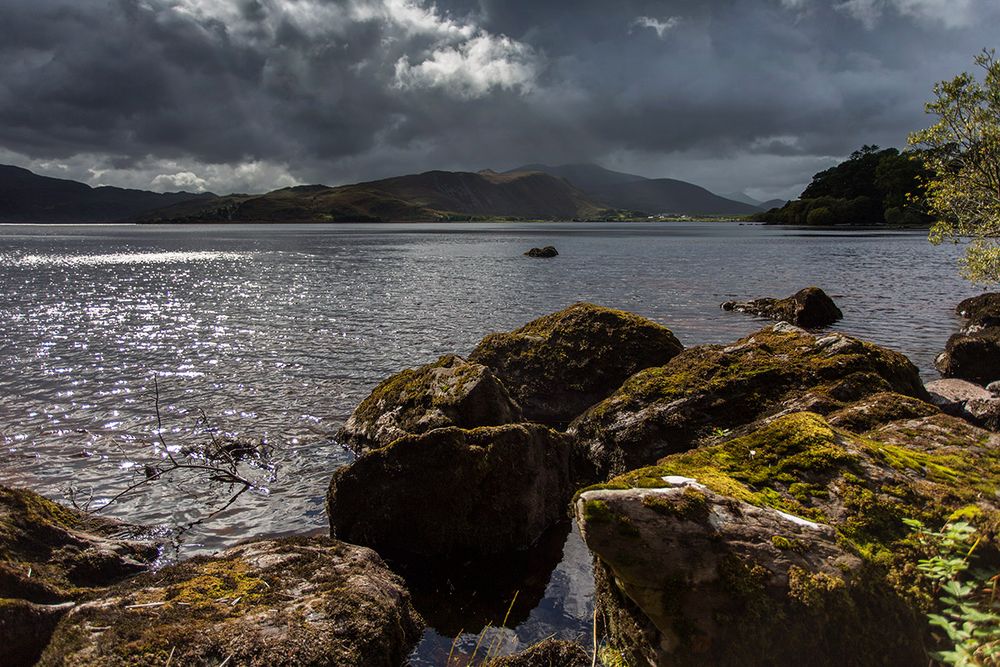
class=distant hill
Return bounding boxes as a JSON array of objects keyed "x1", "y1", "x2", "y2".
[
  {"x1": 509, "y1": 163, "x2": 758, "y2": 216},
  {"x1": 724, "y1": 191, "x2": 763, "y2": 207},
  {"x1": 0, "y1": 165, "x2": 216, "y2": 223},
  {"x1": 143, "y1": 169, "x2": 607, "y2": 223}
]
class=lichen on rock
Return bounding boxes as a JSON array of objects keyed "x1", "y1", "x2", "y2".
[
  {"x1": 469, "y1": 303, "x2": 684, "y2": 427},
  {"x1": 571, "y1": 325, "x2": 928, "y2": 477},
  {"x1": 0, "y1": 485, "x2": 161, "y2": 666},
  {"x1": 338, "y1": 354, "x2": 522, "y2": 453},
  {"x1": 574, "y1": 411, "x2": 1000, "y2": 666},
  {"x1": 37, "y1": 537, "x2": 423, "y2": 667}
]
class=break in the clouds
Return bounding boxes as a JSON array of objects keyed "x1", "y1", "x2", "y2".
[{"x1": 0, "y1": 0, "x2": 997, "y2": 199}]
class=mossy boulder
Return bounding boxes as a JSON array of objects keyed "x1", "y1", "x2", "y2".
[
  {"x1": 571, "y1": 325, "x2": 928, "y2": 477},
  {"x1": 328, "y1": 424, "x2": 584, "y2": 560},
  {"x1": 957, "y1": 292, "x2": 1000, "y2": 322},
  {"x1": 485, "y1": 639, "x2": 590, "y2": 666},
  {"x1": 722, "y1": 286, "x2": 843, "y2": 328},
  {"x1": 575, "y1": 412, "x2": 1000, "y2": 666},
  {"x1": 469, "y1": 303, "x2": 684, "y2": 427},
  {"x1": 338, "y1": 354, "x2": 522, "y2": 453},
  {"x1": 38, "y1": 537, "x2": 423, "y2": 667},
  {"x1": 0, "y1": 486, "x2": 161, "y2": 665},
  {"x1": 936, "y1": 328, "x2": 1000, "y2": 386}
]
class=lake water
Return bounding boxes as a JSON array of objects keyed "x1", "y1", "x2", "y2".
[{"x1": 0, "y1": 222, "x2": 975, "y2": 661}]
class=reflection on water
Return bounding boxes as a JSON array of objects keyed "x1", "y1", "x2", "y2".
[{"x1": 0, "y1": 222, "x2": 972, "y2": 659}]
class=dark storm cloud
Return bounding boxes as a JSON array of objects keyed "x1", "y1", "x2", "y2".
[{"x1": 0, "y1": 0, "x2": 997, "y2": 197}]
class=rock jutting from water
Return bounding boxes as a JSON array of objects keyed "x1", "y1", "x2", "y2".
[
  {"x1": 524, "y1": 245, "x2": 559, "y2": 258},
  {"x1": 937, "y1": 293, "x2": 1000, "y2": 385},
  {"x1": 721, "y1": 286, "x2": 843, "y2": 328},
  {"x1": 327, "y1": 303, "x2": 682, "y2": 562}
]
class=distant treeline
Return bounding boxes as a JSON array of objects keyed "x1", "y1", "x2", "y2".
[{"x1": 753, "y1": 145, "x2": 931, "y2": 226}]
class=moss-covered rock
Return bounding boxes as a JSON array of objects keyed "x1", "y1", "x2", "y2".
[
  {"x1": 957, "y1": 292, "x2": 1000, "y2": 322},
  {"x1": 0, "y1": 486, "x2": 159, "y2": 603},
  {"x1": 721, "y1": 286, "x2": 843, "y2": 328},
  {"x1": 328, "y1": 424, "x2": 585, "y2": 561},
  {"x1": 469, "y1": 303, "x2": 683, "y2": 427},
  {"x1": 38, "y1": 537, "x2": 423, "y2": 667},
  {"x1": 826, "y1": 392, "x2": 939, "y2": 433},
  {"x1": 574, "y1": 412, "x2": 1000, "y2": 666},
  {"x1": 0, "y1": 486, "x2": 161, "y2": 665},
  {"x1": 936, "y1": 329, "x2": 1000, "y2": 385},
  {"x1": 338, "y1": 354, "x2": 522, "y2": 453},
  {"x1": 485, "y1": 639, "x2": 590, "y2": 666},
  {"x1": 571, "y1": 325, "x2": 928, "y2": 477}
]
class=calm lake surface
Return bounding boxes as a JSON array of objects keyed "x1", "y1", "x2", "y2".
[{"x1": 0, "y1": 222, "x2": 974, "y2": 660}]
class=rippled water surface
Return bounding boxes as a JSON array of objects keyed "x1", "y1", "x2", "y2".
[{"x1": 0, "y1": 222, "x2": 974, "y2": 658}]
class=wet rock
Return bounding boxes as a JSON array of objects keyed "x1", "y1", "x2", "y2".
[
  {"x1": 0, "y1": 486, "x2": 161, "y2": 666},
  {"x1": 957, "y1": 292, "x2": 1000, "y2": 319},
  {"x1": 328, "y1": 424, "x2": 583, "y2": 561},
  {"x1": 470, "y1": 303, "x2": 684, "y2": 427},
  {"x1": 524, "y1": 246, "x2": 558, "y2": 258},
  {"x1": 721, "y1": 286, "x2": 843, "y2": 328},
  {"x1": 38, "y1": 537, "x2": 423, "y2": 667},
  {"x1": 338, "y1": 354, "x2": 522, "y2": 454},
  {"x1": 571, "y1": 326, "x2": 928, "y2": 477},
  {"x1": 485, "y1": 639, "x2": 590, "y2": 667},
  {"x1": 576, "y1": 412, "x2": 1000, "y2": 666},
  {"x1": 935, "y1": 329, "x2": 1000, "y2": 385}
]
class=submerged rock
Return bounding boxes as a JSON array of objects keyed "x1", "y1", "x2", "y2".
[
  {"x1": 38, "y1": 537, "x2": 423, "y2": 667},
  {"x1": 571, "y1": 325, "x2": 928, "y2": 477},
  {"x1": 0, "y1": 486, "x2": 161, "y2": 666},
  {"x1": 721, "y1": 286, "x2": 843, "y2": 328},
  {"x1": 576, "y1": 412, "x2": 1000, "y2": 666},
  {"x1": 328, "y1": 424, "x2": 582, "y2": 561},
  {"x1": 338, "y1": 354, "x2": 522, "y2": 453},
  {"x1": 485, "y1": 639, "x2": 590, "y2": 666},
  {"x1": 524, "y1": 246, "x2": 558, "y2": 258},
  {"x1": 470, "y1": 303, "x2": 684, "y2": 427}
]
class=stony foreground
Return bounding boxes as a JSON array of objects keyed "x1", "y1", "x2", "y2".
[{"x1": 6, "y1": 298, "x2": 1000, "y2": 665}]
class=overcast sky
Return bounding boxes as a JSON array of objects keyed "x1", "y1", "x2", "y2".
[{"x1": 0, "y1": 0, "x2": 996, "y2": 200}]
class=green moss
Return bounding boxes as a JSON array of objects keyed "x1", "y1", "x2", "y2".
[
  {"x1": 163, "y1": 560, "x2": 268, "y2": 608},
  {"x1": 771, "y1": 535, "x2": 804, "y2": 551},
  {"x1": 640, "y1": 487, "x2": 710, "y2": 522},
  {"x1": 787, "y1": 567, "x2": 846, "y2": 607}
]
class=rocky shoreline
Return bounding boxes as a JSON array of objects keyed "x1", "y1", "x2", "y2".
[{"x1": 4, "y1": 297, "x2": 1000, "y2": 665}]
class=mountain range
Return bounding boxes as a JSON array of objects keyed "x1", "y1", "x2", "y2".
[{"x1": 0, "y1": 162, "x2": 784, "y2": 223}]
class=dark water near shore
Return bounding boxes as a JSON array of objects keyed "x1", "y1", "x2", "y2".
[{"x1": 0, "y1": 222, "x2": 973, "y2": 660}]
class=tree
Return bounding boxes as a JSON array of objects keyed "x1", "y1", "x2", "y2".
[{"x1": 909, "y1": 49, "x2": 1000, "y2": 283}]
